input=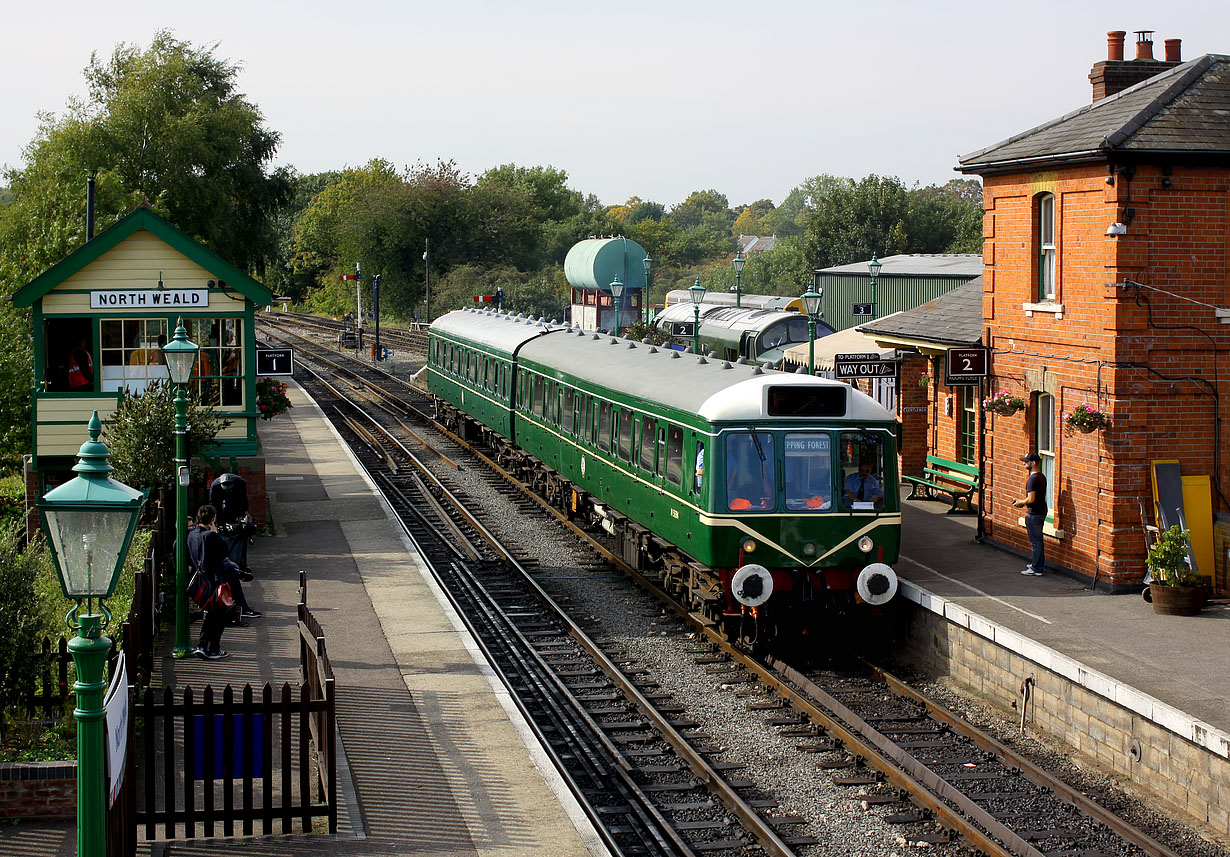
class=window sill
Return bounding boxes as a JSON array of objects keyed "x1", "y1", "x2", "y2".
[
  {"x1": 1022, "y1": 301, "x2": 1064, "y2": 319},
  {"x1": 1017, "y1": 515, "x2": 1065, "y2": 539}
]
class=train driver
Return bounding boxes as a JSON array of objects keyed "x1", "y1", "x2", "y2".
[{"x1": 842, "y1": 459, "x2": 883, "y2": 509}]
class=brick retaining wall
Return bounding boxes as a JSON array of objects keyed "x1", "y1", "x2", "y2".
[
  {"x1": 0, "y1": 761, "x2": 75, "y2": 820},
  {"x1": 899, "y1": 588, "x2": 1230, "y2": 838}
]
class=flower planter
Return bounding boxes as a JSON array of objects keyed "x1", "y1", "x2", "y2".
[
  {"x1": 1150, "y1": 584, "x2": 1205, "y2": 616},
  {"x1": 1077, "y1": 424, "x2": 1097, "y2": 434}
]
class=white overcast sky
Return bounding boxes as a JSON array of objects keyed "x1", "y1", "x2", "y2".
[{"x1": 3, "y1": 1, "x2": 1227, "y2": 208}]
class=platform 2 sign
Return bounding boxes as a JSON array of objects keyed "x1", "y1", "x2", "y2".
[
  {"x1": 256, "y1": 348, "x2": 295, "y2": 376},
  {"x1": 834, "y1": 353, "x2": 896, "y2": 379},
  {"x1": 944, "y1": 347, "x2": 988, "y2": 386}
]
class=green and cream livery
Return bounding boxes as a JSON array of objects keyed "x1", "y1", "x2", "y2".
[{"x1": 428, "y1": 307, "x2": 901, "y2": 643}]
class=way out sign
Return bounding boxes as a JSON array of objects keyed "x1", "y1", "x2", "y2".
[
  {"x1": 834, "y1": 353, "x2": 896, "y2": 379},
  {"x1": 944, "y1": 347, "x2": 988, "y2": 385}
]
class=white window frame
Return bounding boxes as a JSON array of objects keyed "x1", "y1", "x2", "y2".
[
  {"x1": 1038, "y1": 194, "x2": 1056, "y2": 301},
  {"x1": 1035, "y1": 392, "x2": 1056, "y2": 517}
]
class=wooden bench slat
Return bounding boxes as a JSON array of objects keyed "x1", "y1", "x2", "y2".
[{"x1": 906, "y1": 456, "x2": 980, "y2": 514}]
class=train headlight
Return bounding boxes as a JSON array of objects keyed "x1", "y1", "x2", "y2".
[
  {"x1": 741, "y1": 538, "x2": 757, "y2": 553},
  {"x1": 802, "y1": 543, "x2": 817, "y2": 557},
  {"x1": 857, "y1": 535, "x2": 874, "y2": 554}
]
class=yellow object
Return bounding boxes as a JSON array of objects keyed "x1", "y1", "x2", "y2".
[{"x1": 1182, "y1": 475, "x2": 1214, "y2": 585}]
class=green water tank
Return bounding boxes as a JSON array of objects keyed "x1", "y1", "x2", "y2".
[{"x1": 564, "y1": 237, "x2": 648, "y2": 291}]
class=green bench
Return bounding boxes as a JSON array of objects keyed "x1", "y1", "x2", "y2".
[{"x1": 903, "y1": 455, "x2": 980, "y2": 514}]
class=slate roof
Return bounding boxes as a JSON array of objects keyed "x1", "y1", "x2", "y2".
[
  {"x1": 817, "y1": 254, "x2": 982, "y2": 277},
  {"x1": 959, "y1": 54, "x2": 1230, "y2": 172},
  {"x1": 857, "y1": 277, "x2": 983, "y2": 347}
]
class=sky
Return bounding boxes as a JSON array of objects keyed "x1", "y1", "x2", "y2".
[{"x1": 3, "y1": 1, "x2": 1228, "y2": 209}]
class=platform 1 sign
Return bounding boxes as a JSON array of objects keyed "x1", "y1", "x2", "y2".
[
  {"x1": 256, "y1": 348, "x2": 295, "y2": 376},
  {"x1": 834, "y1": 353, "x2": 896, "y2": 379},
  {"x1": 944, "y1": 347, "x2": 988, "y2": 385}
]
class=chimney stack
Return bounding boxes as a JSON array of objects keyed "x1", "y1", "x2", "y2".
[{"x1": 1089, "y1": 28, "x2": 1184, "y2": 102}]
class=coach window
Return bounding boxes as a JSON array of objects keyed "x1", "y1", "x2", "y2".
[
  {"x1": 666, "y1": 425, "x2": 684, "y2": 486},
  {"x1": 562, "y1": 389, "x2": 574, "y2": 434},
  {"x1": 98, "y1": 318, "x2": 169, "y2": 395},
  {"x1": 726, "y1": 432, "x2": 775, "y2": 511},
  {"x1": 640, "y1": 417, "x2": 656, "y2": 471},
  {"x1": 1037, "y1": 193, "x2": 1056, "y2": 301},
  {"x1": 618, "y1": 408, "x2": 633, "y2": 460},
  {"x1": 694, "y1": 441, "x2": 705, "y2": 494},
  {"x1": 598, "y1": 401, "x2": 612, "y2": 451},
  {"x1": 532, "y1": 376, "x2": 543, "y2": 417}
]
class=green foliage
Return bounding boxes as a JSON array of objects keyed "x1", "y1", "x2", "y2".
[
  {"x1": 430, "y1": 265, "x2": 568, "y2": 321},
  {"x1": 102, "y1": 381, "x2": 230, "y2": 491},
  {"x1": 0, "y1": 471, "x2": 26, "y2": 531},
  {"x1": 1148, "y1": 525, "x2": 1200, "y2": 587},
  {"x1": 0, "y1": 524, "x2": 51, "y2": 737},
  {"x1": 255, "y1": 377, "x2": 292, "y2": 420}
]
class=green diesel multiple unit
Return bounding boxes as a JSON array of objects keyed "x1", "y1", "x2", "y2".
[
  {"x1": 653, "y1": 303, "x2": 836, "y2": 367},
  {"x1": 428, "y1": 308, "x2": 901, "y2": 645}
]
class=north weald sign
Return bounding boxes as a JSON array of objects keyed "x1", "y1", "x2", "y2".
[{"x1": 834, "y1": 353, "x2": 896, "y2": 379}]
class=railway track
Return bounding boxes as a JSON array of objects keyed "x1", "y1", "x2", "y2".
[
  {"x1": 261, "y1": 315, "x2": 1200, "y2": 857},
  {"x1": 261, "y1": 310, "x2": 428, "y2": 356}
]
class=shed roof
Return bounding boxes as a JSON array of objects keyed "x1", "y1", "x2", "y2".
[
  {"x1": 858, "y1": 277, "x2": 984, "y2": 349},
  {"x1": 959, "y1": 54, "x2": 1230, "y2": 173},
  {"x1": 783, "y1": 323, "x2": 898, "y2": 371},
  {"x1": 816, "y1": 254, "x2": 983, "y2": 277},
  {"x1": 11, "y1": 206, "x2": 273, "y2": 308}
]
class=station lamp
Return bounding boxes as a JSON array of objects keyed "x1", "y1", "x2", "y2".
[
  {"x1": 801, "y1": 284, "x2": 824, "y2": 375},
  {"x1": 610, "y1": 275, "x2": 625, "y2": 335},
  {"x1": 732, "y1": 251, "x2": 746, "y2": 307},
  {"x1": 689, "y1": 277, "x2": 707, "y2": 354},
  {"x1": 161, "y1": 318, "x2": 199, "y2": 658},
  {"x1": 867, "y1": 254, "x2": 882, "y2": 318},
  {"x1": 38, "y1": 413, "x2": 145, "y2": 857},
  {"x1": 642, "y1": 254, "x2": 653, "y2": 324}
]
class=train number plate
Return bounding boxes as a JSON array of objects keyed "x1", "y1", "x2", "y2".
[{"x1": 671, "y1": 509, "x2": 679, "y2": 519}]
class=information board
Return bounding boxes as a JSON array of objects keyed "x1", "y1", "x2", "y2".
[
  {"x1": 944, "y1": 347, "x2": 988, "y2": 385},
  {"x1": 256, "y1": 348, "x2": 295, "y2": 376},
  {"x1": 834, "y1": 353, "x2": 896, "y2": 379}
]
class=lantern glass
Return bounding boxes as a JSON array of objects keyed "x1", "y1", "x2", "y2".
[
  {"x1": 162, "y1": 320, "x2": 199, "y2": 385},
  {"x1": 42, "y1": 506, "x2": 139, "y2": 599},
  {"x1": 732, "y1": 253, "x2": 746, "y2": 274},
  {"x1": 868, "y1": 255, "x2": 883, "y2": 280},
  {"x1": 610, "y1": 276, "x2": 625, "y2": 299},
  {"x1": 802, "y1": 288, "x2": 823, "y2": 318},
  {"x1": 643, "y1": 254, "x2": 653, "y2": 274},
  {"x1": 689, "y1": 282, "x2": 707, "y2": 306}
]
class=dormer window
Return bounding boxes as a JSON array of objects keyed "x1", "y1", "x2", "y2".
[{"x1": 1037, "y1": 193, "x2": 1056, "y2": 301}]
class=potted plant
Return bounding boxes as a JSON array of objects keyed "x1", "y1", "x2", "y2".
[
  {"x1": 1146, "y1": 525, "x2": 1205, "y2": 615},
  {"x1": 984, "y1": 391, "x2": 1026, "y2": 417},
  {"x1": 918, "y1": 372, "x2": 932, "y2": 389},
  {"x1": 1064, "y1": 403, "x2": 1109, "y2": 435}
]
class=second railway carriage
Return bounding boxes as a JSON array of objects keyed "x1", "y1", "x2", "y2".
[
  {"x1": 653, "y1": 303, "x2": 836, "y2": 367},
  {"x1": 428, "y1": 307, "x2": 901, "y2": 648},
  {"x1": 664, "y1": 289, "x2": 805, "y2": 313}
]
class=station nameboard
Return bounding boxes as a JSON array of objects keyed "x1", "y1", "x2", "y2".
[
  {"x1": 834, "y1": 353, "x2": 896, "y2": 379},
  {"x1": 256, "y1": 348, "x2": 295, "y2": 376},
  {"x1": 944, "y1": 347, "x2": 988, "y2": 385},
  {"x1": 90, "y1": 289, "x2": 208, "y2": 309}
]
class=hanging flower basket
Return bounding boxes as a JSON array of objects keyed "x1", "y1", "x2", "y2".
[
  {"x1": 918, "y1": 373, "x2": 932, "y2": 389},
  {"x1": 1063, "y1": 403, "x2": 1108, "y2": 435},
  {"x1": 983, "y1": 391, "x2": 1025, "y2": 417}
]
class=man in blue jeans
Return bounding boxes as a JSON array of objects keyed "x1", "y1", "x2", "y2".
[{"x1": 1013, "y1": 452, "x2": 1048, "y2": 575}]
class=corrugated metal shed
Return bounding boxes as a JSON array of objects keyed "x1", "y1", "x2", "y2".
[{"x1": 813, "y1": 254, "x2": 982, "y2": 332}]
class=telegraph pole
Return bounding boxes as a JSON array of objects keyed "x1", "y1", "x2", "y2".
[{"x1": 423, "y1": 239, "x2": 431, "y2": 325}]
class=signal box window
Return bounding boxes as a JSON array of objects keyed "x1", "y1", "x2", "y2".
[
  {"x1": 97, "y1": 318, "x2": 169, "y2": 395},
  {"x1": 618, "y1": 408, "x2": 633, "y2": 460},
  {"x1": 725, "y1": 432, "x2": 775, "y2": 511},
  {"x1": 666, "y1": 425, "x2": 684, "y2": 485},
  {"x1": 784, "y1": 433, "x2": 832, "y2": 511},
  {"x1": 598, "y1": 401, "x2": 612, "y2": 451},
  {"x1": 839, "y1": 432, "x2": 885, "y2": 510},
  {"x1": 640, "y1": 417, "x2": 656, "y2": 471},
  {"x1": 185, "y1": 317, "x2": 243, "y2": 406}
]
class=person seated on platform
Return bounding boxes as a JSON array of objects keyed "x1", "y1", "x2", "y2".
[
  {"x1": 842, "y1": 459, "x2": 883, "y2": 509},
  {"x1": 209, "y1": 472, "x2": 256, "y2": 574},
  {"x1": 189, "y1": 504, "x2": 261, "y2": 631}
]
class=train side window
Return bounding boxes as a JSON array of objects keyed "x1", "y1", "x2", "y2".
[
  {"x1": 533, "y1": 376, "x2": 544, "y2": 417},
  {"x1": 666, "y1": 425, "x2": 683, "y2": 485},
  {"x1": 640, "y1": 417, "x2": 656, "y2": 471},
  {"x1": 598, "y1": 401, "x2": 612, "y2": 451},
  {"x1": 694, "y1": 441, "x2": 705, "y2": 493},
  {"x1": 562, "y1": 389, "x2": 574, "y2": 434},
  {"x1": 618, "y1": 408, "x2": 632, "y2": 460},
  {"x1": 657, "y1": 427, "x2": 667, "y2": 477}
]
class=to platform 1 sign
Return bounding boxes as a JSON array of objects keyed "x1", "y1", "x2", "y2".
[
  {"x1": 834, "y1": 353, "x2": 896, "y2": 379},
  {"x1": 944, "y1": 347, "x2": 988, "y2": 385},
  {"x1": 256, "y1": 348, "x2": 295, "y2": 376}
]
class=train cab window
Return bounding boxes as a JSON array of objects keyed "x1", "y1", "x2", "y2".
[
  {"x1": 640, "y1": 417, "x2": 656, "y2": 471},
  {"x1": 784, "y1": 433, "x2": 833, "y2": 511},
  {"x1": 598, "y1": 401, "x2": 612, "y2": 451},
  {"x1": 666, "y1": 425, "x2": 684, "y2": 486},
  {"x1": 618, "y1": 408, "x2": 633, "y2": 460},
  {"x1": 725, "y1": 432, "x2": 775, "y2": 511},
  {"x1": 562, "y1": 389, "x2": 574, "y2": 434},
  {"x1": 839, "y1": 432, "x2": 886, "y2": 510}
]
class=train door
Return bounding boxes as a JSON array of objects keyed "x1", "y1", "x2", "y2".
[{"x1": 740, "y1": 331, "x2": 755, "y2": 360}]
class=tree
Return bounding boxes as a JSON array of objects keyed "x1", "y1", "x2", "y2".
[
  {"x1": 670, "y1": 190, "x2": 733, "y2": 230},
  {"x1": 733, "y1": 199, "x2": 776, "y2": 236},
  {"x1": 802, "y1": 174, "x2": 912, "y2": 268}
]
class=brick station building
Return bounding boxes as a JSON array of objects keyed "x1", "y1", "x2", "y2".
[{"x1": 956, "y1": 31, "x2": 1230, "y2": 590}]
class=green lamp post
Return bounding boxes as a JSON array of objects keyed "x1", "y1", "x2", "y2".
[
  {"x1": 689, "y1": 277, "x2": 706, "y2": 354},
  {"x1": 38, "y1": 413, "x2": 146, "y2": 857},
  {"x1": 732, "y1": 251, "x2": 746, "y2": 307},
  {"x1": 801, "y1": 284, "x2": 824, "y2": 375},
  {"x1": 610, "y1": 275, "x2": 625, "y2": 336},
  {"x1": 868, "y1": 253, "x2": 882, "y2": 319},
  {"x1": 642, "y1": 254, "x2": 653, "y2": 324},
  {"x1": 161, "y1": 319, "x2": 199, "y2": 658}
]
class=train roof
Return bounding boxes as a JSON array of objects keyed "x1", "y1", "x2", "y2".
[
  {"x1": 430, "y1": 308, "x2": 564, "y2": 355},
  {"x1": 518, "y1": 324, "x2": 894, "y2": 424},
  {"x1": 655, "y1": 302, "x2": 833, "y2": 335},
  {"x1": 664, "y1": 289, "x2": 801, "y2": 311}
]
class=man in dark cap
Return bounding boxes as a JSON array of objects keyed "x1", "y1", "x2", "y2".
[
  {"x1": 1013, "y1": 452, "x2": 1048, "y2": 575},
  {"x1": 209, "y1": 472, "x2": 254, "y2": 577}
]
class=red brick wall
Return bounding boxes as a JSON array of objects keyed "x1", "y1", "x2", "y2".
[
  {"x1": 0, "y1": 762, "x2": 76, "y2": 820},
  {"x1": 981, "y1": 163, "x2": 1230, "y2": 589}
]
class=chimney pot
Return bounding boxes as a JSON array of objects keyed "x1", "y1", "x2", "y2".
[
  {"x1": 1107, "y1": 30, "x2": 1126, "y2": 61},
  {"x1": 1135, "y1": 30, "x2": 1155, "y2": 60},
  {"x1": 1164, "y1": 38, "x2": 1181, "y2": 63}
]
